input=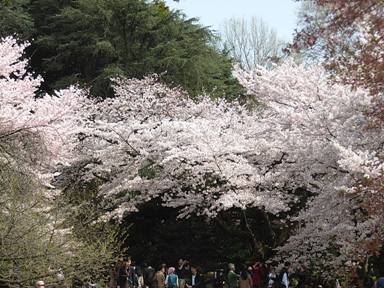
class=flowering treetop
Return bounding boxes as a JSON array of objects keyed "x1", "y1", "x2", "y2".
[
  {"x1": 72, "y1": 75, "x2": 290, "y2": 219},
  {"x1": 235, "y1": 62, "x2": 384, "y2": 274},
  {"x1": 291, "y1": 0, "x2": 384, "y2": 94},
  {"x1": 2, "y1": 36, "x2": 383, "y2": 275},
  {"x1": 0, "y1": 37, "x2": 90, "y2": 168}
]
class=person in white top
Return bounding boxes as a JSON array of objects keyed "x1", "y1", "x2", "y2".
[
  {"x1": 279, "y1": 262, "x2": 290, "y2": 288},
  {"x1": 267, "y1": 266, "x2": 276, "y2": 288}
]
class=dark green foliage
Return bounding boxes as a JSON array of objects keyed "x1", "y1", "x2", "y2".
[
  {"x1": 121, "y1": 199, "x2": 283, "y2": 268},
  {"x1": 0, "y1": 0, "x2": 34, "y2": 38},
  {"x1": 1, "y1": 0, "x2": 244, "y2": 99}
]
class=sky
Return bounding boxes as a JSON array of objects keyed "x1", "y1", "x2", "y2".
[{"x1": 164, "y1": 0, "x2": 301, "y2": 41}]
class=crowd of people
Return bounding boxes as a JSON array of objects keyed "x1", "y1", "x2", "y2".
[
  {"x1": 110, "y1": 258, "x2": 298, "y2": 288},
  {"x1": 112, "y1": 258, "x2": 202, "y2": 288},
  {"x1": 32, "y1": 257, "x2": 384, "y2": 288},
  {"x1": 109, "y1": 257, "x2": 384, "y2": 288},
  {"x1": 227, "y1": 262, "x2": 291, "y2": 288}
]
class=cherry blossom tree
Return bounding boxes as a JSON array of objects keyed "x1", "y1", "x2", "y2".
[
  {"x1": 3, "y1": 34, "x2": 382, "y2": 280},
  {"x1": 290, "y1": 0, "x2": 384, "y2": 94},
  {"x1": 235, "y1": 62, "x2": 384, "y2": 276},
  {"x1": 0, "y1": 37, "x2": 90, "y2": 172},
  {"x1": 58, "y1": 58, "x2": 383, "y2": 279},
  {"x1": 0, "y1": 37, "x2": 122, "y2": 286},
  {"x1": 59, "y1": 75, "x2": 293, "y2": 220}
]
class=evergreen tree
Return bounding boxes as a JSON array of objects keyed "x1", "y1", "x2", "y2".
[
  {"x1": 1, "y1": 0, "x2": 244, "y2": 99},
  {"x1": 0, "y1": 0, "x2": 34, "y2": 38}
]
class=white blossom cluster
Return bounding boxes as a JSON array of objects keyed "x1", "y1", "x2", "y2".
[
  {"x1": 77, "y1": 76, "x2": 289, "y2": 219},
  {"x1": 235, "y1": 62, "x2": 384, "y2": 274},
  {"x1": 1, "y1": 37, "x2": 383, "y2": 275},
  {"x1": 0, "y1": 37, "x2": 90, "y2": 171}
]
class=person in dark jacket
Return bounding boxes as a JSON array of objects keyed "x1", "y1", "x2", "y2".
[
  {"x1": 177, "y1": 259, "x2": 192, "y2": 288},
  {"x1": 143, "y1": 263, "x2": 156, "y2": 288},
  {"x1": 277, "y1": 262, "x2": 290, "y2": 288},
  {"x1": 186, "y1": 265, "x2": 202, "y2": 288},
  {"x1": 293, "y1": 263, "x2": 306, "y2": 288},
  {"x1": 118, "y1": 257, "x2": 139, "y2": 288}
]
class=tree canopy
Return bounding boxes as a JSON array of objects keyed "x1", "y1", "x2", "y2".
[
  {"x1": 1, "y1": 0, "x2": 384, "y2": 286},
  {"x1": 0, "y1": 0, "x2": 244, "y2": 99},
  {"x1": 220, "y1": 17, "x2": 285, "y2": 70},
  {"x1": 0, "y1": 37, "x2": 122, "y2": 287},
  {"x1": 3, "y1": 35, "x2": 384, "y2": 279},
  {"x1": 290, "y1": 0, "x2": 384, "y2": 95}
]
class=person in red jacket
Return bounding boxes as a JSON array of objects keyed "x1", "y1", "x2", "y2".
[{"x1": 250, "y1": 262, "x2": 262, "y2": 288}]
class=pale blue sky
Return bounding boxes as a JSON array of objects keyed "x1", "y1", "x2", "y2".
[{"x1": 164, "y1": 0, "x2": 300, "y2": 41}]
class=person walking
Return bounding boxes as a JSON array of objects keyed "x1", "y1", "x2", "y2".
[
  {"x1": 176, "y1": 259, "x2": 191, "y2": 288},
  {"x1": 227, "y1": 263, "x2": 239, "y2": 288},
  {"x1": 277, "y1": 262, "x2": 290, "y2": 288},
  {"x1": 154, "y1": 264, "x2": 167, "y2": 288},
  {"x1": 143, "y1": 263, "x2": 156, "y2": 288},
  {"x1": 239, "y1": 267, "x2": 252, "y2": 288},
  {"x1": 118, "y1": 257, "x2": 139, "y2": 288},
  {"x1": 186, "y1": 265, "x2": 202, "y2": 288},
  {"x1": 183, "y1": 261, "x2": 192, "y2": 287},
  {"x1": 250, "y1": 262, "x2": 262, "y2": 288},
  {"x1": 266, "y1": 266, "x2": 276, "y2": 288},
  {"x1": 166, "y1": 267, "x2": 179, "y2": 288},
  {"x1": 131, "y1": 261, "x2": 143, "y2": 288}
]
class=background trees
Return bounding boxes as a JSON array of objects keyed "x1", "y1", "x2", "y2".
[
  {"x1": 290, "y1": 0, "x2": 384, "y2": 94},
  {"x1": 0, "y1": 166, "x2": 121, "y2": 287},
  {"x1": 1, "y1": 0, "x2": 384, "y2": 285},
  {"x1": 3, "y1": 31, "x2": 381, "y2": 282},
  {"x1": 288, "y1": 3, "x2": 384, "y2": 281},
  {"x1": 0, "y1": 0, "x2": 244, "y2": 99},
  {"x1": 236, "y1": 63, "x2": 384, "y2": 282},
  {"x1": 0, "y1": 37, "x2": 122, "y2": 287},
  {"x1": 51, "y1": 57, "x2": 383, "y2": 280},
  {"x1": 0, "y1": 0, "x2": 34, "y2": 39},
  {"x1": 122, "y1": 201, "x2": 279, "y2": 267},
  {"x1": 220, "y1": 17, "x2": 285, "y2": 69}
]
